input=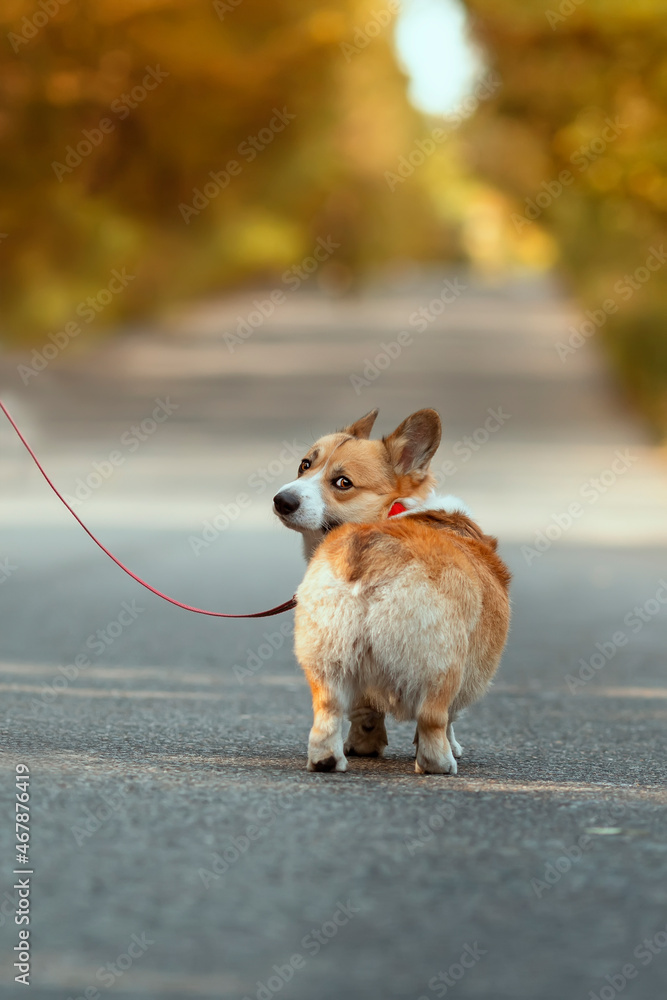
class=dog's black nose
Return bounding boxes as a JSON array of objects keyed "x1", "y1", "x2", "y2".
[{"x1": 273, "y1": 491, "x2": 300, "y2": 516}]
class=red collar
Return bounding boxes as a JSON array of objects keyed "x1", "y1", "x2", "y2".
[{"x1": 388, "y1": 501, "x2": 407, "y2": 518}]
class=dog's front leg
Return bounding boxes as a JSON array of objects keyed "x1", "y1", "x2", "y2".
[
  {"x1": 306, "y1": 677, "x2": 348, "y2": 772},
  {"x1": 345, "y1": 699, "x2": 388, "y2": 757}
]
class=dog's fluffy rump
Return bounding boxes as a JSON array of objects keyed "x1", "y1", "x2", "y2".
[
  {"x1": 273, "y1": 408, "x2": 512, "y2": 774},
  {"x1": 295, "y1": 510, "x2": 511, "y2": 769}
]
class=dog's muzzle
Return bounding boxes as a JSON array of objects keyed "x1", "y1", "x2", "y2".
[{"x1": 273, "y1": 490, "x2": 301, "y2": 517}]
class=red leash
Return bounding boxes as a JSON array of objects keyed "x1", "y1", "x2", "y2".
[{"x1": 0, "y1": 399, "x2": 296, "y2": 618}]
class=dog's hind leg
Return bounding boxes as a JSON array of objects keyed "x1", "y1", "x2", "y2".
[
  {"x1": 344, "y1": 698, "x2": 388, "y2": 758},
  {"x1": 446, "y1": 720, "x2": 462, "y2": 759},
  {"x1": 414, "y1": 666, "x2": 463, "y2": 775},
  {"x1": 305, "y1": 675, "x2": 348, "y2": 773},
  {"x1": 413, "y1": 711, "x2": 461, "y2": 759}
]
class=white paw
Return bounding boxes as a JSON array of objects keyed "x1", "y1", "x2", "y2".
[
  {"x1": 307, "y1": 733, "x2": 348, "y2": 772},
  {"x1": 307, "y1": 753, "x2": 348, "y2": 773},
  {"x1": 449, "y1": 735, "x2": 463, "y2": 759},
  {"x1": 415, "y1": 749, "x2": 458, "y2": 775}
]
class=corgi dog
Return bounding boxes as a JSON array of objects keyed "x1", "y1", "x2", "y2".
[{"x1": 273, "y1": 408, "x2": 511, "y2": 775}]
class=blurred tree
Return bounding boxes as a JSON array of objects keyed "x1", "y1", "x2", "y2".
[
  {"x1": 460, "y1": 0, "x2": 667, "y2": 433},
  {"x1": 0, "y1": 0, "x2": 450, "y2": 344}
]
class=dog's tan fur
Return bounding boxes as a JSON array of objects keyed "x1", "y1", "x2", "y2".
[{"x1": 273, "y1": 408, "x2": 511, "y2": 774}]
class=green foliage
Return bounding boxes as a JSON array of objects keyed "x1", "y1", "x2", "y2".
[
  {"x1": 461, "y1": 0, "x2": 667, "y2": 432},
  {"x1": 7, "y1": 0, "x2": 665, "y2": 437},
  {"x1": 0, "y1": 0, "x2": 445, "y2": 343}
]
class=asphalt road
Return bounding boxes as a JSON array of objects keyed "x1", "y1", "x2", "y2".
[{"x1": 1, "y1": 272, "x2": 666, "y2": 1000}]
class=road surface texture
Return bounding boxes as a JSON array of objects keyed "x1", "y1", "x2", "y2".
[{"x1": 1, "y1": 272, "x2": 666, "y2": 1000}]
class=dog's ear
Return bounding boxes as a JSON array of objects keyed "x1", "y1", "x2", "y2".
[
  {"x1": 383, "y1": 409, "x2": 441, "y2": 475},
  {"x1": 342, "y1": 408, "x2": 379, "y2": 439}
]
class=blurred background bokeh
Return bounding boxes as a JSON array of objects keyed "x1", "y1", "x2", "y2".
[
  {"x1": 3, "y1": 6, "x2": 667, "y2": 998},
  {"x1": 1, "y1": 0, "x2": 665, "y2": 432}
]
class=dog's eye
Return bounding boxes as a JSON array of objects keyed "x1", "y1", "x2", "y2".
[
  {"x1": 333, "y1": 476, "x2": 353, "y2": 490},
  {"x1": 298, "y1": 459, "x2": 311, "y2": 475}
]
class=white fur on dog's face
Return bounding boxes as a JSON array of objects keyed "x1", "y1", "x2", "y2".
[
  {"x1": 272, "y1": 434, "x2": 381, "y2": 555},
  {"x1": 274, "y1": 468, "x2": 328, "y2": 533},
  {"x1": 273, "y1": 410, "x2": 442, "y2": 558}
]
